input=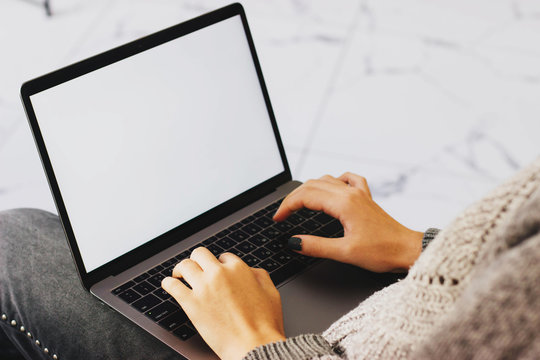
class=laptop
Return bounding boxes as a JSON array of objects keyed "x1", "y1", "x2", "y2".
[{"x1": 20, "y1": 3, "x2": 397, "y2": 359}]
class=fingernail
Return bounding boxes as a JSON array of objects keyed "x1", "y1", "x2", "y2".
[{"x1": 287, "y1": 237, "x2": 302, "y2": 251}]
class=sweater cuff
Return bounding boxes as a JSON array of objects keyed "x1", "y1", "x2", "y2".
[
  {"x1": 243, "y1": 334, "x2": 336, "y2": 360},
  {"x1": 422, "y1": 228, "x2": 440, "y2": 251}
]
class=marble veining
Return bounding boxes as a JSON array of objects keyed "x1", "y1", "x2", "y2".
[{"x1": 0, "y1": 0, "x2": 539, "y2": 232}]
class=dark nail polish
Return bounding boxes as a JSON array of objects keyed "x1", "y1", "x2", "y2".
[{"x1": 288, "y1": 237, "x2": 302, "y2": 251}]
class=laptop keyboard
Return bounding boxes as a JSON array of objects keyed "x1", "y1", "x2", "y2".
[{"x1": 111, "y1": 199, "x2": 344, "y2": 341}]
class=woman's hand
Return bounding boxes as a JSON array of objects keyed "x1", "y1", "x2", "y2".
[
  {"x1": 162, "y1": 248, "x2": 285, "y2": 360},
  {"x1": 274, "y1": 172, "x2": 423, "y2": 273}
]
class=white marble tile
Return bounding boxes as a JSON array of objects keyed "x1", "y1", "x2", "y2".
[
  {"x1": 297, "y1": 0, "x2": 540, "y2": 227},
  {"x1": 0, "y1": 0, "x2": 539, "y2": 230}
]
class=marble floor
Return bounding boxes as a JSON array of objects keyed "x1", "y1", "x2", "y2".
[{"x1": 1, "y1": 0, "x2": 539, "y2": 231}]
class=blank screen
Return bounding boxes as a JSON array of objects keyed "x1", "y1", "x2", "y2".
[{"x1": 30, "y1": 15, "x2": 284, "y2": 272}]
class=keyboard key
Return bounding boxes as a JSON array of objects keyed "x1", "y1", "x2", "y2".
[
  {"x1": 153, "y1": 288, "x2": 172, "y2": 301},
  {"x1": 241, "y1": 223, "x2": 262, "y2": 235},
  {"x1": 145, "y1": 301, "x2": 179, "y2": 322},
  {"x1": 216, "y1": 229, "x2": 230, "y2": 237},
  {"x1": 133, "y1": 281, "x2": 154, "y2": 296},
  {"x1": 259, "y1": 259, "x2": 280, "y2": 272},
  {"x1": 267, "y1": 202, "x2": 280, "y2": 211},
  {"x1": 228, "y1": 223, "x2": 242, "y2": 231},
  {"x1": 132, "y1": 294, "x2": 161, "y2": 313},
  {"x1": 277, "y1": 232, "x2": 291, "y2": 242},
  {"x1": 148, "y1": 265, "x2": 164, "y2": 275},
  {"x1": 254, "y1": 217, "x2": 273, "y2": 228},
  {"x1": 265, "y1": 240, "x2": 285, "y2": 252},
  {"x1": 241, "y1": 215, "x2": 256, "y2": 224},
  {"x1": 206, "y1": 244, "x2": 224, "y2": 256},
  {"x1": 229, "y1": 230, "x2": 249, "y2": 242},
  {"x1": 118, "y1": 289, "x2": 141, "y2": 304},
  {"x1": 216, "y1": 237, "x2": 235, "y2": 250},
  {"x1": 188, "y1": 245, "x2": 200, "y2": 253},
  {"x1": 298, "y1": 208, "x2": 318, "y2": 218},
  {"x1": 287, "y1": 213, "x2": 306, "y2": 225},
  {"x1": 248, "y1": 234, "x2": 271, "y2": 247},
  {"x1": 202, "y1": 236, "x2": 217, "y2": 245},
  {"x1": 313, "y1": 213, "x2": 334, "y2": 225},
  {"x1": 289, "y1": 226, "x2": 307, "y2": 236},
  {"x1": 254, "y1": 209, "x2": 267, "y2": 217},
  {"x1": 161, "y1": 266, "x2": 174, "y2": 277},
  {"x1": 236, "y1": 241, "x2": 256, "y2": 254},
  {"x1": 312, "y1": 227, "x2": 327, "y2": 237},
  {"x1": 272, "y1": 251, "x2": 293, "y2": 264},
  {"x1": 147, "y1": 273, "x2": 166, "y2": 288},
  {"x1": 252, "y1": 247, "x2": 273, "y2": 260},
  {"x1": 175, "y1": 251, "x2": 190, "y2": 261},
  {"x1": 161, "y1": 258, "x2": 177, "y2": 268},
  {"x1": 173, "y1": 325, "x2": 197, "y2": 341},
  {"x1": 242, "y1": 254, "x2": 260, "y2": 267},
  {"x1": 261, "y1": 227, "x2": 281, "y2": 239},
  {"x1": 269, "y1": 260, "x2": 306, "y2": 286},
  {"x1": 320, "y1": 221, "x2": 343, "y2": 236},
  {"x1": 158, "y1": 309, "x2": 188, "y2": 331},
  {"x1": 133, "y1": 273, "x2": 150, "y2": 283},
  {"x1": 275, "y1": 222, "x2": 293, "y2": 232},
  {"x1": 301, "y1": 220, "x2": 320, "y2": 232},
  {"x1": 228, "y1": 248, "x2": 245, "y2": 258},
  {"x1": 112, "y1": 281, "x2": 135, "y2": 295}
]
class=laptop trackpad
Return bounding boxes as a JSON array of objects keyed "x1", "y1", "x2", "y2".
[{"x1": 279, "y1": 260, "x2": 399, "y2": 337}]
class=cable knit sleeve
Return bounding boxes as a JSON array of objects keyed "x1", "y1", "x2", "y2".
[
  {"x1": 242, "y1": 334, "x2": 340, "y2": 360},
  {"x1": 422, "y1": 228, "x2": 440, "y2": 251}
]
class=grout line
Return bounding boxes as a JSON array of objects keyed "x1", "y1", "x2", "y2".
[{"x1": 294, "y1": 1, "x2": 364, "y2": 178}]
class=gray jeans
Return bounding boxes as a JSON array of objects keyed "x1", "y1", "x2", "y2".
[{"x1": 0, "y1": 208, "x2": 182, "y2": 359}]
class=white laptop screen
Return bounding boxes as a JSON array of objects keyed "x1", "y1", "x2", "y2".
[{"x1": 30, "y1": 15, "x2": 285, "y2": 272}]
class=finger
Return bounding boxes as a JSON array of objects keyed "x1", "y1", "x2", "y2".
[
  {"x1": 190, "y1": 246, "x2": 220, "y2": 270},
  {"x1": 273, "y1": 186, "x2": 325, "y2": 221},
  {"x1": 318, "y1": 174, "x2": 343, "y2": 185},
  {"x1": 172, "y1": 258, "x2": 203, "y2": 285},
  {"x1": 251, "y1": 267, "x2": 274, "y2": 288},
  {"x1": 218, "y1": 252, "x2": 251, "y2": 273},
  {"x1": 274, "y1": 183, "x2": 343, "y2": 221},
  {"x1": 338, "y1": 172, "x2": 371, "y2": 197},
  {"x1": 161, "y1": 276, "x2": 191, "y2": 302},
  {"x1": 217, "y1": 251, "x2": 243, "y2": 265},
  {"x1": 287, "y1": 234, "x2": 346, "y2": 260},
  {"x1": 272, "y1": 182, "x2": 307, "y2": 220}
]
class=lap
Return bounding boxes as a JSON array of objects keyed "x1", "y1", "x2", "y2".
[{"x1": 0, "y1": 208, "x2": 181, "y2": 360}]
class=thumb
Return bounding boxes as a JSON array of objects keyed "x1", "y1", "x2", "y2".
[{"x1": 287, "y1": 235, "x2": 345, "y2": 261}]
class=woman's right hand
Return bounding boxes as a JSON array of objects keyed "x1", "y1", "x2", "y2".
[{"x1": 273, "y1": 172, "x2": 424, "y2": 273}]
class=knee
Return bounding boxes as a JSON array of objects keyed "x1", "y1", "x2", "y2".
[
  {"x1": 0, "y1": 208, "x2": 61, "y2": 248},
  {"x1": 0, "y1": 208, "x2": 58, "y2": 225}
]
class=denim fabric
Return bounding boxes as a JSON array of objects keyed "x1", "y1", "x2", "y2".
[{"x1": 0, "y1": 208, "x2": 182, "y2": 360}]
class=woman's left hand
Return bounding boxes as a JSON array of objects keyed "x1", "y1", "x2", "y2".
[{"x1": 162, "y1": 247, "x2": 285, "y2": 360}]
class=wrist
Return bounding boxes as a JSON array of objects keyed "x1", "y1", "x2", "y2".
[
  {"x1": 225, "y1": 329, "x2": 286, "y2": 360},
  {"x1": 392, "y1": 228, "x2": 423, "y2": 272}
]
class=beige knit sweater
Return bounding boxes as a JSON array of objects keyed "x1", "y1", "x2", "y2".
[{"x1": 245, "y1": 157, "x2": 540, "y2": 359}]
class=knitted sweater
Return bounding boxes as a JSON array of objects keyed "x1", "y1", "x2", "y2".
[{"x1": 244, "y1": 157, "x2": 540, "y2": 360}]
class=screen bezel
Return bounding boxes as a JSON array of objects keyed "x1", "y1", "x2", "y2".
[{"x1": 20, "y1": 3, "x2": 291, "y2": 290}]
